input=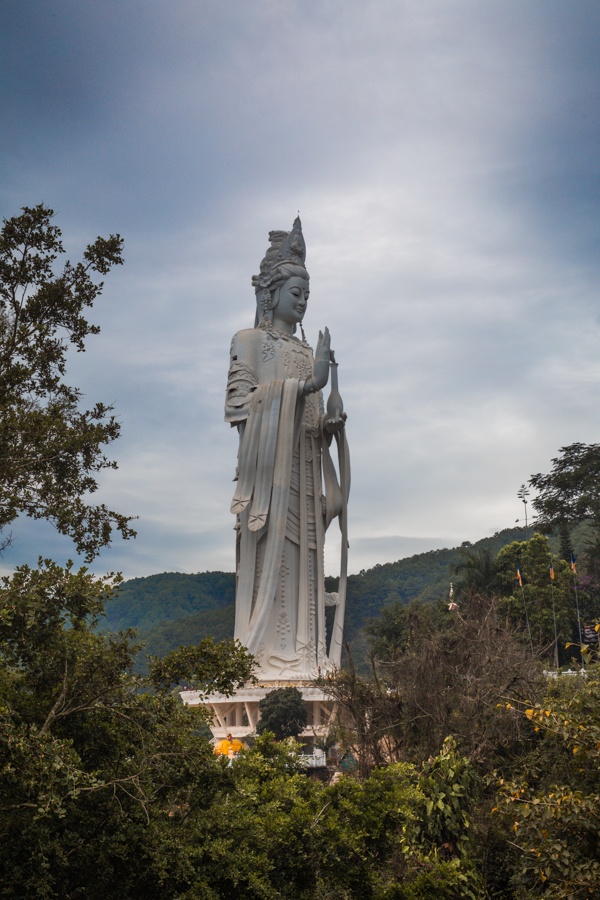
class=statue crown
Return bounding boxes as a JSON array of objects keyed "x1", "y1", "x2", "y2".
[{"x1": 252, "y1": 217, "x2": 307, "y2": 294}]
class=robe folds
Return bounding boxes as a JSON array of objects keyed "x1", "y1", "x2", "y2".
[{"x1": 225, "y1": 326, "x2": 349, "y2": 680}]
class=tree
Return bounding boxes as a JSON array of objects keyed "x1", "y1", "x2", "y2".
[
  {"x1": 529, "y1": 443, "x2": 600, "y2": 546},
  {"x1": 496, "y1": 668, "x2": 600, "y2": 896},
  {"x1": 162, "y1": 732, "x2": 477, "y2": 899},
  {"x1": 256, "y1": 686, "x2": 308, "y2": 740},
  {"x1": 0, "y1": 560, "x2": 255, "y2": 898},
  {"x1": 496, "y1": 534, "x2": 583, "y2": 663},
  {"x1": 451, "y1": 546, "x2": 499, "y2": 598},
  {"x1": 558, "y1": 521, "x2": 573, "y2": 563},
  {"x1": 0, "y1": 204, "x2": 134, "y2": 560},
  {"x1": 324, "y1": 593, "x2": 542, "y2": 772},
  {"x1": 366, "y1": 598, "x2": 443, "y2": 662},
  {"x1": 320, "y1": 655, "x2": 406, "y2": 776}
]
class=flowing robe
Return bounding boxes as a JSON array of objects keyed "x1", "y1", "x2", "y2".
[{"x1": 225, "y1": 326, "x2": 349, "y2": 680}]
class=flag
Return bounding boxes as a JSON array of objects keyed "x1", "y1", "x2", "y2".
[
  {"x1": 517, "y1": 566, "x2": 523, "y2": 587},
  {"x1": 571, "y1": 553, "x2": 577, "y2": 575},
  {"x1": 549, "y1": 561, "x2": 555, "y2": 581}
]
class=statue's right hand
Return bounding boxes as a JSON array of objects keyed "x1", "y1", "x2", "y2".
[{"x1": 307, "y1": 327, "x2": 330, "y2": 393}]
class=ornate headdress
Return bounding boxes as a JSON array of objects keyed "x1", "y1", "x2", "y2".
[{"x1": 252, "y1": 217, "x2": 308, "y2": 326}]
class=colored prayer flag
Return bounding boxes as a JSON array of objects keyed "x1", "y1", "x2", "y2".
[
  {"x1": 517, "y1": 566, "x2": 523, "y2": 587},
  {"x1": 571, "y1": 553, "x2": 577, "y2": 575},
  {"x1": 549, "y1": 562, "x2": 555, "y2": 581}
]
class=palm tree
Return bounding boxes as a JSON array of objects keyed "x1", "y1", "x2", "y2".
[{"x1": 452, "y1": 547, "x2": 498, "y2": 598}]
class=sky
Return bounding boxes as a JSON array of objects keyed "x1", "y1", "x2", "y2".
[{"x1": 1, "y1": 0, "x2": 600, "y2": 580}]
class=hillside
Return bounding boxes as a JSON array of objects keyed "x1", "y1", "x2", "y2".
[{"x1": 104, "y1": 525, "x2": 539, "y2": 667}]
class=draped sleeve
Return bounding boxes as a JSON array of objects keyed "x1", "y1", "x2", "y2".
[{"x1": 225, "y1": 330, "x2": 261, "y2": 426}]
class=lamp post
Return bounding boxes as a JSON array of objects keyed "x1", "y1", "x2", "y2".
[{"x1": 517, "y1": 484, "x2": 530, "y2": 539}]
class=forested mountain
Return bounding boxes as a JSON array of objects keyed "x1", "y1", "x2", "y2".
[
  {"x1": 104, "y1": 525, "x2": 535, "y2": 665},
  {"x1": 100, "y1": 571, "x2": 236, "y2": 666},
  {"x1": 328, "y1": 525, "x2": 540, "y2": 636}
]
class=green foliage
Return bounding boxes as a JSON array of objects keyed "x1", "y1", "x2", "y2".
[
  {"x1": 0, "y1": 557, "x2": 485, "y2": 900},
  {"x1": 147, "y1": 637, "x2": 254, "y2": 695},
  {"x1": 382, "y1": 860, "x2": 481, "y2": 900},
  {"x1": 329, "y1": 528, "x2": 528, "y2": 635},
  {"x1": 451, "y1": 546, "x2": 499, "y2": 598},
  {"x1": 140, "y1": 603, "x2": 235, "y2": 667},
  {"x1": 99, "y1": 571, "x2": 236, "y2": 672},
  {"x1": 530, "y1": 442, "x2": 600, "y2": 533},
  {"x1": 0, "y1": 204, "x2": 134, "y2": 560},
  {"x1": 496, "y1": 534, "x2": 585, "y2": 661},
  {"x1": 215, "y1": 745, "x2": 473, "y2": 900},
  {"x1": 411, "y1": 737, "x2": 480, "y2": 859},
  {"x1": 558, "y1": 521, "x2": 573, "y2": 563},
  {"x1": 496, "y1": 669, "x2": 600, "y2": 897},
  {"x1": 316, "y1": 764, "x2": 421, "y2": 897},
  {"x1": 398, "y1": 737, "x2": 483, "y2": 900},
  {"x1": 256, "y1": 686, "x2": 308, "y2": 740},
  {"x1": 366, "y1": 598, "x2": 444, "y2": 662},
  {"x1": 0, "y1": 560, "x2": 252, "y2": 898},
  {"x1": 0, "y1": 558, "x2": 563, "y2": 898},
  {"x1": 102, "y1": 571, "x2": 236, "y2": 633}
]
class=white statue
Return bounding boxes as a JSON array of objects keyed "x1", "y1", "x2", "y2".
[{"x1": 225, "y1": 218, "x2": 350, "y2": 680}]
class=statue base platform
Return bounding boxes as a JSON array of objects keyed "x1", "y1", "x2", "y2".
[{"x1": 180, "y1": 681, "x2": 336, "y2": 741}]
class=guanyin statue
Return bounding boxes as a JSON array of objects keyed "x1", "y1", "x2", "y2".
[{"x1": 225, "y1": 218, "x2": 350, "y2": 680}]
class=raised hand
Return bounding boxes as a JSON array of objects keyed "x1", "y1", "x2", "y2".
[{"x1": 305, "y1": 327, "x2": 331, "y2": 394}]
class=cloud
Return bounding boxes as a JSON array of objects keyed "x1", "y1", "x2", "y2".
[{"x1": 1, "y1": 1, "x2": 600, "y2": 580}]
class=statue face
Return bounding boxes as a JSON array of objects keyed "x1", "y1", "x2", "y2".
[{"x1": 273, "y1": 276, "x2": 310, "y2": 326}]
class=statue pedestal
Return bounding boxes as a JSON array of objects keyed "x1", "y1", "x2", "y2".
[{"x1": 181, "y1": 682, "x2": 336, "y2": 741}]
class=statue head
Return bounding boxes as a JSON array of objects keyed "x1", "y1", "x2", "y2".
[{"x1": 252, "y1": 217, "x2": 310, "y2": 328}]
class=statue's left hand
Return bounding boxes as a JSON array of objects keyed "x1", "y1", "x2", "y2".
[{"x1": 324, "y1": 411, "x2": 347, "y2": 434}]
